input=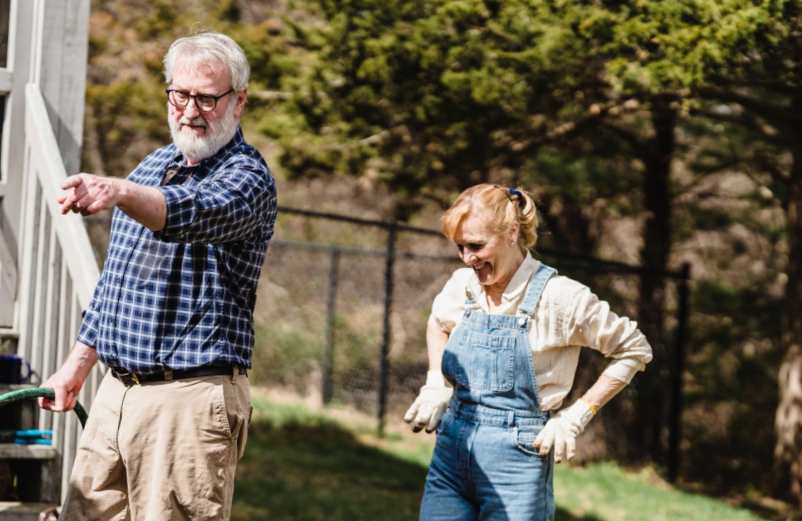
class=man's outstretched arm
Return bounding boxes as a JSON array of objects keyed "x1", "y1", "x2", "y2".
[{"x1": 58, "y1": 173, "x2": 166, "y2": 231}]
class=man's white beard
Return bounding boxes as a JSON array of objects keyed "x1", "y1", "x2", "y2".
[{"x1": 169, "y1": 101, "x2": 239, "y2": 163}]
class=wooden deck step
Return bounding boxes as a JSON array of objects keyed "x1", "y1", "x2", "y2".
[
  {"x1": 0, "y1": 329, "x2": 19, "y2": 353},
  {"x1": 0, "y1": 445, "x2": 57, "y2": 461},
  {"x1": 0, "y1": 328, "x2": 18, "y2": 340},
  {"x1": 0, "y1": 384, "x2": 35, "y2": 394},
  {"x1": 0, "y1": 385, "x2": 40, "y2": 436},
  {"x1": 0, "y1": 444, "x2": 61, "y2": 504},
  {"x1": 0, "y1": 501, "x2": 58, "y2": 521}
]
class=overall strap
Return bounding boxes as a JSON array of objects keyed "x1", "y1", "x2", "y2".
[
  {"x1": 463, "y1": 287, "x2": 478, "y2": 317},
  {"x1": 517, "y1": 263, "x2": 557, "y2": 319}
]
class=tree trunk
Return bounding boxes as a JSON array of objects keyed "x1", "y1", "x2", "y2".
[
  {"x1": 635, "y1": 97, "x2": 676, "y2": 462},
  {"x1": 775, "y1": 142, "x2": 802, "y2": 506}
]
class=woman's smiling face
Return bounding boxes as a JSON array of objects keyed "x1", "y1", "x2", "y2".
[{"x1": 453, "y1": 212, "x2": 522, "y2": 291}]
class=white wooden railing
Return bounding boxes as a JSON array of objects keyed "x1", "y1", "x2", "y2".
[{"x1": 16, "y1": 83, "x2": 103, "y2": 502}]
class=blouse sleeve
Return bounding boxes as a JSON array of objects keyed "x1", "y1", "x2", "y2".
[
  {"x1": 561, "y1": 281, "x2": 653, "y2": 383},
  {"x1": 430, "y1": 269, "x2": 471, "y2": 334}
]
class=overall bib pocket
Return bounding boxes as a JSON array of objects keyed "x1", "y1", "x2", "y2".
[{"x1": 444, "y1": 331, "x2": 516, "y2": 392}]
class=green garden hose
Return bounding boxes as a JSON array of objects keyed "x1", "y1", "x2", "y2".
[{"x1": 0, "y1": 387, "x2": 87, "y2": 428}]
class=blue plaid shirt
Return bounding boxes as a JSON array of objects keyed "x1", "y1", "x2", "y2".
[{"x1": 77, "y1": 128, "x2": 277, "y2": 373}]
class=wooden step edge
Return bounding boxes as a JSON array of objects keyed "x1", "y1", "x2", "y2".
[
  {"x1": 0, "y1": 501, "x2": 59, "y2": 521},
  {"x1": 0, "y1": 328, "x2": 19, "y2": 340},
  {"x1": 0, "y1": 444, "x2": 58, "y2": 460},
  {"x1": 0, "y1": 384, "x2": 37, "y2": 393}
]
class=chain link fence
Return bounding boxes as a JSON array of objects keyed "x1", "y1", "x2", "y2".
[{"x1": 252, "y1": 206, "x2": 690, "y2": 478}]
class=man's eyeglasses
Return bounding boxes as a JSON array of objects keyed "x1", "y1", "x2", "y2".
[{"x1": 165, "y1": 88, "x2": 234, "y2": 112}]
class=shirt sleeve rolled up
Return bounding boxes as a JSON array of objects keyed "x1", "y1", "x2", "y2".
[
  {"x1": 562, "y1": 284, "x2": 653, "y2": 384},
  {"x1": 156, "y1": 159, "x2": 276, "y2": 244}
]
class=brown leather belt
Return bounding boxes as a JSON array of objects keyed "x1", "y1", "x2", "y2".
[{"x1": 110, "y1": 365, "x2": 246, "y2": 386}]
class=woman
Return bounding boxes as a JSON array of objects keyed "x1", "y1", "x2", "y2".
[{"x1": 404, "y1": 184, "x2": 652, "y2": 521}]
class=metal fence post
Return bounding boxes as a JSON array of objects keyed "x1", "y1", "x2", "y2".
[
  {"x1": 322, "y1": 246, "x2": 340, "y2": 405},
  {"x1": 668, "y1": 262, "x2": 691, "y2": 482},
  {"x1": 378, "y1": 221, "x2": 397, "y2": 437}
]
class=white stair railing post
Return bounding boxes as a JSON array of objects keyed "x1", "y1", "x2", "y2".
[{"x1": 19, "y1": 82, "x2": 101, "y2": 504}]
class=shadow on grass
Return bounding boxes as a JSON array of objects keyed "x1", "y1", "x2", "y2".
[{"x1": 232, "y1": 415, "x2": 604, "y2": 521}]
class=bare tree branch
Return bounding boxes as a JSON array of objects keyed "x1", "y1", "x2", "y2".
[
  {"x1": 692, "y1": 107, "x2": 788, "y2": 146},
  {"x1": 698, "y1": 86, "x2": 792, "y2": 129}
]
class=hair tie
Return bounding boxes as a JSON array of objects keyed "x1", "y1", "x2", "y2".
[{"x1": 507, "y1": 186, "x2": 526, "y2": 209}]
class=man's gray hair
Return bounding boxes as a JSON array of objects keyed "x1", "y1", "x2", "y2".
[{"x1": 163, "y1": 32, "x2": 250, "y2": 91}]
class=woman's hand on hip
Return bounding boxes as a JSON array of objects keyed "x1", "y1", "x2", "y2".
[{"x1": 532, "y1": 399, "x2": 595, "y2": 463}]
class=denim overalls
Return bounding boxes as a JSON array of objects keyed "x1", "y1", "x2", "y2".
[{"x1": 420, "y1": 263, "x2": 557, "y2": 521}]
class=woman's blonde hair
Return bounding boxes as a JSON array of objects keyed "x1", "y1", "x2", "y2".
[{"x1": 441, "y1": 184, "x2": 539, "y2": 252}]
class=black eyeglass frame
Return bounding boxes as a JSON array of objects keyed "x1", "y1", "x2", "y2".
[{"x1": 165, "y1": 88, "x2": 235, "y2": 112}]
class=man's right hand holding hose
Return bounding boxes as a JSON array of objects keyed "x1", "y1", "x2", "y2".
[{"x1": 39, "y1": 341, "x2": 97, "y2": 412}]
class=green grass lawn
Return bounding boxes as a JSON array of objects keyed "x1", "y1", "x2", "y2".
[{"x1": 232, "y1": 391, "x2": 772, "y2": 521}]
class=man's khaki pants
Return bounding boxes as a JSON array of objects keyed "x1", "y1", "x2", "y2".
[{"x1": 61, "y1": 370, "x2": 251, "y2": 521}]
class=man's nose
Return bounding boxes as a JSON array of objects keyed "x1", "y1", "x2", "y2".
[{"x1": 183, "y1": 97, "x2": 201, "y2": 118}]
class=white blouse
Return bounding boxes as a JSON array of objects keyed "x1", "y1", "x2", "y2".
[{"x1": 431, "y1": 253, "x2": 653, "y2": 411}]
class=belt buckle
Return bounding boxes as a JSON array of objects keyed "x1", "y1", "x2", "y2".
[{"x1": 114, "y1": 368, "x2": 139, "y2": 386}]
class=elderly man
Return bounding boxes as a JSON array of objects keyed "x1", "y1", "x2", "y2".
[{"x1": 39, "y1": 32, "x2": 276, "y2": 520}]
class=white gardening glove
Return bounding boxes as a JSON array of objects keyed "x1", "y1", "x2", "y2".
[
  {"x1": 533, "y1": 399, "x2": 596, "y2": 463},
  {"x1": 403, "y1": 371, "x2": 452, "y2": 433}
]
